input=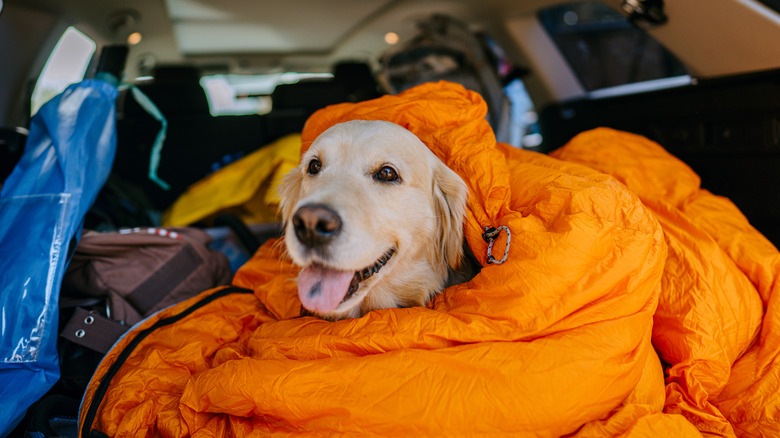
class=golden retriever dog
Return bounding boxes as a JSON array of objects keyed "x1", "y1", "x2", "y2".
[{"x1": 278, "y1": 120, "x2": 470, "y2": 320}]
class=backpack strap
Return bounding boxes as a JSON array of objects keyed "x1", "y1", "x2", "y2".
[
  {"x1": 124, "y1": 241, "x2": 204, "y2": 315},
  {"x1": 60, "y1": 308, "x2": 128, "y2": 354}
]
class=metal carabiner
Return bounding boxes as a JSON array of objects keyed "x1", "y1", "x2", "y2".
[{"x1": 482, "y1": 225, "x2": 511, "y2": 264}]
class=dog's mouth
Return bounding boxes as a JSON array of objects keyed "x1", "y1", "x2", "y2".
[
  {"x1": 347, "y1": 248, "x2": 395, "y2": 299},
  {"x1": 297, "y1": 248, "x2": 395, "y2": 314}
]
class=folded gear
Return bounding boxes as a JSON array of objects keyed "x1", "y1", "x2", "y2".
[{"x1": 161, "y1": 133, "x2": 301, "y2": 227}]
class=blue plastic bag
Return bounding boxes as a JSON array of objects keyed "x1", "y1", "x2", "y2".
[{"x1": 0, "y1": 78, "x2": 117, "y2": 436}]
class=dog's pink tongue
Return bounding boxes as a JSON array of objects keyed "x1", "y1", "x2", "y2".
[{"x1": 298, "y1": 266, "x2": 354, "y2": 313}]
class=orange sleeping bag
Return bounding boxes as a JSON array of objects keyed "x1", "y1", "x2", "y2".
[{"x1": 79, "y1": 82, "x2": 780, "y2": 437}]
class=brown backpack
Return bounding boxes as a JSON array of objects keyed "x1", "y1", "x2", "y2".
[{"x1": 60, "y1": 226, "x2": 233, "y2": 353}]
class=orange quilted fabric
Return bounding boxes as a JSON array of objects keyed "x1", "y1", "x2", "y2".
[{"x1": 80, "y1": 82, "x2": 779, "y2": 437}]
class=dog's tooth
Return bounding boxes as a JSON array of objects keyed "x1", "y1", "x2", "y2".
[
  {"x1": 346, "y1": 276, "x2": 360, "y2": 296},
  {"x1": 351, "y1": 250, "x2": 396, "y2": 289}
]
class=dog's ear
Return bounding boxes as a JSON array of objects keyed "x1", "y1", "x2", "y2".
[
  {"x1": 431, "y1": 162, "x2": 468, "y2": 270},
  {"x1": 277, "y1": 166, "x2": 304, "y2": 223}
]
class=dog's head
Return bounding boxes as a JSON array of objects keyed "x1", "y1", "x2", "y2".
[{"x1": 278, "y1": 120, "x2": 468, "y2": 320}]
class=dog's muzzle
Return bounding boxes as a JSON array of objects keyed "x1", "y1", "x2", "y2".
[{"x1": 290, "y1": 203, "x2": 396, "y2": 315}]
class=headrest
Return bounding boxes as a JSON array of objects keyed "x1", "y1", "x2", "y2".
[{"x1": 151, "y1": 65, "x2": 202, "y2": 83}]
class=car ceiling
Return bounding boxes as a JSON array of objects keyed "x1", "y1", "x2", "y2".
[
  {"x1": 20, "y1": 0, "x2": 561, "y2": 74},
  {"x1": 15, "y1": 0, "x2": 780, "y2": 85},
  {"x1": 165, "y1": 0, "x2": 397, "y2": 55}
]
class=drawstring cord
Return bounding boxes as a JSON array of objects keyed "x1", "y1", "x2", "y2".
[{"x1": 116, "y1": 82, "x2": 171, "y2": 190}]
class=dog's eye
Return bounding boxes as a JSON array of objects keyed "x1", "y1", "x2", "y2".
[
  {"x1": 307, "y1": 158, "x2": 322, "y2": 175},
  {"x1": 374, "y1": 166, "x2": 399, "y2": 183}
]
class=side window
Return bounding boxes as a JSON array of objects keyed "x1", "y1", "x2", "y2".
[
  {"x1": 30, "y1": 26, "x2": 96, "y2": 115},
  {"x1": 538, "y1": 1, "x2": 688, "y2": 92}
]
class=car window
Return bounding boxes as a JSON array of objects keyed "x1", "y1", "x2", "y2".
[
  {"x1": 538, "y1": 1, "x2": 688, "y2": 92},
  {"x1": 199, "y1": 72, "x2": 333, "y2": 116},
  {"x1": 30, "y1": 26, "x2": 96, "y2": 115},
  {"x1": 758, "y1": 0, "x2": 780, "y2": 14}
]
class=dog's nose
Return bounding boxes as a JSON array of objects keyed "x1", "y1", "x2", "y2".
[{"x1": 292, "y1": 204, "x2": 342, "y2": 247}]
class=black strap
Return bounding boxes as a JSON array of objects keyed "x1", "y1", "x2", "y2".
[{"x1": 81, "y1": 286, "x2": 254, "y2": 437}]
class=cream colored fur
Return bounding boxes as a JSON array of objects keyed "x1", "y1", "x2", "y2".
[{"x1": 278, "y1": 120, "x2": 468, "y2": 320}]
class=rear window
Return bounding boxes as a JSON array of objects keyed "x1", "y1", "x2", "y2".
[
  {"x1": 199, "y1": 72, "x2": 333, "y2": 116},
  {"x1": 30, "y1": 26, "x2": 96, "y2": 115},
  {"x1": 538, "y1": 1, "x2": 688, "y2": 92}
]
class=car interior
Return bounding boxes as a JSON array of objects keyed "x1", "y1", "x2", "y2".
[
  {"x1": 2, "y1": 0, "x2": 780, "y2": 436},
  {"x1": 3, "y1": 0, "x2": 780, "y2": 246}
]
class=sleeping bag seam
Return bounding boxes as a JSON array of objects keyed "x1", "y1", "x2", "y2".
[{"x1": 80, "y1": 285, "x2": 254, "y2": 437}]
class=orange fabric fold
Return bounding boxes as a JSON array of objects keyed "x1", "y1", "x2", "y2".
[{"x1": 80, "y1": 82, "x2": 778, "y2": 437}]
